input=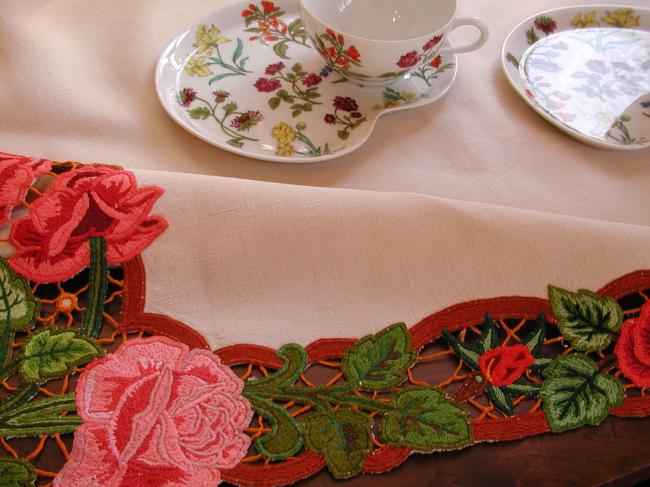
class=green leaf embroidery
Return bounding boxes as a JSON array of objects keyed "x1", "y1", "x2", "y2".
[
  {"x1": 526, "y1": 27, "x2": 540, "y2": 45},
  {"x1": 207, "y1": 72, "x2": 240, "y2": 84},
  {"x1": 19, "y1": 328, "x2": 103, "y2": 384},
  {"x1": 487, "y1": 384, "x2": 513, "y2": 416},
  {"x1": 380, "y1": 387, "x2": 472, "y2": 452},
  {"x1": 521, "y1": 315, "x2": 547, "y2": 354},
  {"x1": 441, "y1": 329, "x2": 480, "y2": 368},
  {"x1": 245, "y1": 344, "x2": 308, "y2": 390},
  {"x1": 0, "y1": 394, "x2": 81, "y2": 437},
  {"x1": 341, "y1": 323, "x2": 415, "y2": 391},
  {"x1": 304, "y1": 409, "x2": 372, "y2": 479},
  {"x1": 292, "y1": 63, "x2": 303, "y2": 73},
  {"x1": 0, "y1": 258, "x2": 40, "y2": 367},
  {"x1": 540, "y1": 354, "x2": 623, "y2": 432},
  {"x1": 268, "y1": 97, "x2": 281, "y2": 110},
  {"x1": 479, "y1": 315, "x2": 498, "y2": 353},
  {"x1": 548, "y1": 285, "x2": 623, "y2": 352},
  {"x1": 0, "y1": 457, "x2": 36, "y2": 487},
  {"x1": 501, "y1": 381, "x2": 541, "y2": 398},
  {"x1": 245, "y1": 395, "x2": 303, "y2": 461}
]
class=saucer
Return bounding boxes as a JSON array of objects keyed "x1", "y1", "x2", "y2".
[
  {"x1": 155, "y1": 0, "x2": 458, "y2": 163},
  {"x1": 502, "y1": 5, "x2": 650, "y2": 151}
]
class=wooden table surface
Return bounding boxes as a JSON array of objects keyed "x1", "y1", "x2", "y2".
[{"x1": 283, "y1": 416, "x2": 650, "y2": 487}]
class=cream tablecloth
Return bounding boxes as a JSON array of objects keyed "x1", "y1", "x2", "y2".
[
  {"x1": 1, "y1": 0, "x2": 649, "y2": 226},
  {"x1": 2, "y1": 0, "x2": 650, "y2": 348}
]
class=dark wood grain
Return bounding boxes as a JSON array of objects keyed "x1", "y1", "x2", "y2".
[{"x1": 277, "y1": 415, "x2": 650, "y2": 487}]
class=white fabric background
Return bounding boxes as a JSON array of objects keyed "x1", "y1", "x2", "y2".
[
  {"x1": 137, "y1": 169, "x2": 650, "y2": 349},
  {"x1": 2, "y1": 1, "x2": 650, "y2": 348}
]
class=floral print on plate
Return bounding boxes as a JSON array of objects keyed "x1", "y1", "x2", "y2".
[
  {"x1": 520, "y1": 28, "x2": 650, "y2": 144},
  {"x1": 502, "y1": 6, "x2": 650, "y2": 150},
  {"x1": 156, "y1": 0, "x2": 457, "y2": 163}
]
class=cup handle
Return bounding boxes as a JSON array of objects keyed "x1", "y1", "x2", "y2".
[{"x1": 438, "y1": 17, "x2": 489, "y2": 55}]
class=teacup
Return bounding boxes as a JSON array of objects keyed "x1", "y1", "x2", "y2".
[{"x1": 298, "y1": 0, "x2": 488, "y2": 87}]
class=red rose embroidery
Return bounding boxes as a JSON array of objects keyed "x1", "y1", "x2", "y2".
[
  {"x1": 0, "y1": 152, "x2": 51, "y2": 225},
  {"x1": 254, "y1": 77, "x2": 282, "y2": 92},
  {"x1": 9, "y1": 167, "x2": 167, "y2": 282},
  {"x1": 615, "y1": 301, "x2": 650, "y2": 388},
  {"x1": 397, "y1": 50, "x2": 421, "y2": 68},
  {"x1": 54, "y1": 337, "x2": 253, "y2": 486},
  {"x1": 478, "y1": 344, "x2": 535, "y2": 387}
]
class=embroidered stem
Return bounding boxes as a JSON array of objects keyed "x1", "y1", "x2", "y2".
[
  {"x1": 0, "y1": 357, "x2": 20, "y2": 382},
  {"x1": 79, "y1": 237, "x2": 108, "y2": 338},
  {"x1": 0, "y1": 384, "x2": 39, "y2": 416}
]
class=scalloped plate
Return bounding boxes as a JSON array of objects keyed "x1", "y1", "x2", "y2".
[
  {"x1": 502, "y1": 5, "x2": 650, "y2": 150},
  {"x1": 155, "y1": 0, "x2": 457, "y2": 163}
]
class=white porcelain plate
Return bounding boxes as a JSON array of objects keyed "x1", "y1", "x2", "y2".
[
  {"x1": 502, "y1": 5, "x2": 650, "y2": 150},
  {"x1": 156, "y1": 0, "x2": 457, "y2": 163}
]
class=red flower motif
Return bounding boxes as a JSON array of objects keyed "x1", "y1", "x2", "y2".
[
  {"x1": 179, "y1": 87, "x2": 197, "y2": 108},
  {"x1": 302, "y1": 73, "x2": 322, "y2": 87},
  {"x1": 254, "y1": 77, "x2": 282, "y2": 92},
  {"x1": 478, "y1": 344, "x2": 535, "y2": 387},
  {"x1": 265, "y1": 62, "x2": 285, "y2": 75},
  {"x1": 534, "y1": 16, "x2": 557, "y2": 34},
  {"x1": 9, "y1": 167, "x2": 167, "y2": 283},
  {"x1": 615, "y1": 301, "x2": 650, "y2": 388},
  {"x1": 423, "y1": 34, "x2": 443, "y2": 51},
  {"x1": 333, "y1": 96, "x2": 358, "y2": 112},
  {"x1": 346, "y1": 45, "x2": 361, "y2": 62},
  {"x1": 324, "y1": 114, "x2": 336, "y2": 124},
  {"x1": 0, "y1": 152, "x2": 52, "y2": 226},
  {"x1": 397, "y1": 50, "x2": 421, "y2": 68},
  {"x1": 230, "y1": 110, "x2": 263, "y2": 131},
  {"x1": 262, "y1": 1, "x2": 279, "y2": 13},
  {"x1": 242, "y1": 9, "x2": 251, "y2": 17},
  {"x1": 55, "y1": 337, "x2": 253, "y2": 486},
  {"x1": 212, "y1": 90, "x2": 230, "y2": 103},
  {"x1": 326, "y1": 28, "x2": 336, "y2": 39},
  {"x1": 430, "y1": 55, "x2": 442, "y2": 68},
  {"x1": 350, "y1": 112, "x2": 362, "y2": 119}
]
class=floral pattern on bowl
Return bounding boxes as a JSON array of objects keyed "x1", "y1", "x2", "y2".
[
  {"x1": 156, "y1": 0, "x2": 457, "y2": 163},
  {"x1": 502, "y1": 6, "x2": 650, "y2": 151}
]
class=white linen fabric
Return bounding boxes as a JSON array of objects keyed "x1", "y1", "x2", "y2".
[
  {"x1": 137, "y1": 169, "x2": 650, "y2": 349},
  {"x1": 1, "y1": 0, "x2": 649, "y2": 226}
]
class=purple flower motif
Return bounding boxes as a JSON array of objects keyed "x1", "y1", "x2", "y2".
[
  {"x1": 619, "y1": 85, "x2": 640, "y2": 97},
  {"x1": 320, "y1": 66, "x2": 333, "y2": 77},
  {"x1": 611, "y1": 61, "x2": 633, "y2": 72},
  {"x1": 530, "y1": 58, "x2": 562, "y2": 73},
  {"x1": 641, "y1": 101, "x2": 650, "y2": 108},
  {"x1": 586, "y1": 59, "x2": 609, "y2": 75}
]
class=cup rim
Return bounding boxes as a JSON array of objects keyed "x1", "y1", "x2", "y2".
[{"x1": 297, "y1": 0, "x2": 458, "y2": 44}]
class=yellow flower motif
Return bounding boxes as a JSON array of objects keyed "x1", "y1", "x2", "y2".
[
  {"x1": 401, "y1": 92, "x2": 418, "y2": 102},
  {"x1": 383, "y1": 99, "x2": 400, "y2": 108},
  {"x1": 184, "y1": 56, "x2": 212, "y2": 77},
  {"x1": 602, "y1": 8, "x2": 639, "y2": 28},
  {"x1": 272, "y1": 123, "x2": 296, "y2": 156},
  {"x1": 571, "y1": 11, "x2": 600, "y2": 28},
  {"x1": 372, "y1": 104, "x2": 384, "y2": 111},
  {"x1": 193, "y1": 24, "x2": 230, "y2": 56}
]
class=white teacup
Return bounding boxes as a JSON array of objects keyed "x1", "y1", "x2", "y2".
[{"x1": 298, "y1": 0, "x2": 488, "y2": 87}]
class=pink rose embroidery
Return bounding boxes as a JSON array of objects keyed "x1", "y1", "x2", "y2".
[
  {"x1": 9, "y1": 167, "x2": 167, "y2": 282},
  {"x1": 55, "y1": 337, "x2": 253, "y2": 486},
  {"x1": 0, "y1": 152, "x2": 52, "y2": 225}
]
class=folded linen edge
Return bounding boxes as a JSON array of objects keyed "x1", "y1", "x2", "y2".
[{"x1": 0, "y1": 151, "x2": 649, "y2": 486}]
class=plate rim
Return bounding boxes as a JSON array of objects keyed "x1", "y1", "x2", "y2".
[
  {"x1": 155, "y1": 0, "x2": 459, "y2": 164},
  {"x1": 500, "y1": 3, "x2": 650, "y2": 151}
]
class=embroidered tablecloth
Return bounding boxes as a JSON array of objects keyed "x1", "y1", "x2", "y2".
[
  {"x1": 1, "y1": 153, "x2": 650, "y2": 486},
  {"x1": 2, "y1": 0, "x2": 650, "y2": 486}
]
